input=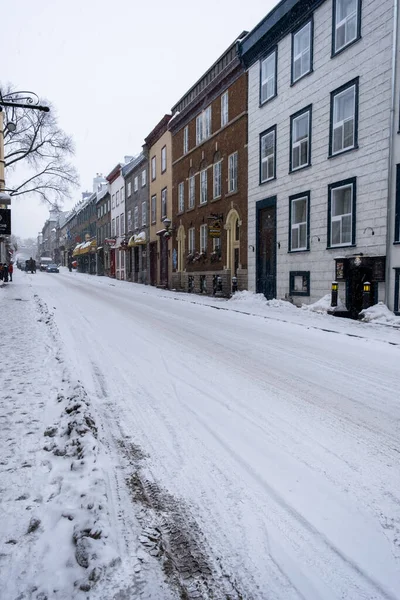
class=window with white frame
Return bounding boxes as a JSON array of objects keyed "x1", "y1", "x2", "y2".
[
  {"x1": 151, "y1": 156, "x2": 156, "y2": 180},
  {"x1": 127, "y1": 210, "x2": 132, "y2": 232},
  {"x1": 127, "y1": 181, "x2": 132, "y2": 197},
  {"x1": 290, "y1": 107, "x2": 311, "y2": 171},
  {"x1": 116, "y1": 190, "x2": 120, "y2": 206},
  {"x1": 112, "y1": 218, "x2": 116, "y2": 237},
  {"x1": 112, "y1": 195, "x2": 115, "y2": 209},
  {"x1": 260, "y1": 50, "x2": 276, "y2": 104},
  {"x1": 200, "y1": 169, "x2": 207, "y2": 204},
  {"x1": 228, "y1": 152, "x2": 238, "y2": 193},
  {"x1": 142, "y1": 201, "x2": 146, "y2": 226},
  {"x1": 260, "y1": 127, "x2": 276, "y2": 183},
  {"x1": 196, "y1": 106, "x2": 212, "y2": 145},
  {"x1": 328, "y1": 178, "x2": 356, "y2": 247},
  {"x1": 116, "y1": 215, "x2": 120, "y2": 237},
  {"x1": 120, "y1": 186, "x2": 124, "y2": 203},
  {"x1": 161, "y1": 188, "x2": 167, "y2": 219},
  {"x1": 333, "y1": 0, "x2": 359, "y2": 54},
  {"x1": 120, "y1": 213, "x2": 125, "y2": 235},
  {"x1": 142, "y1": 169, "x2": 146, "y2": 187},
  {"x1": 221, "y1": 92, "x2": 229, "y2": 127},
  {"x1": 200, "y1": 224, "x2": 207, "y2": 253},
  {"x1": 189, "y1": 175, "x2": 195, "y2": 208},
  {"x1": 161, "y1": 146, "x2": 167, "y2": 172},
  {"x1": 330, "y1": 80, "x2": 357, "y2": 155},
  {"x1": 134, "y1": 206, "x2": 139, "y2": 229},
  {"x1": 151, "y1": 195, "x2": 156, "y2": 223},
  {"x1": 213, "y1": 236, "x2": 221, "y2": 252},
  {"x1": 213, "y1": 161, "x2": 222, "y2": 198},
  {"x1": 188, "y1": 227, "x2": 195, "y2": 253},
  {"x1": 290, "y1": 194, "x2": 309, "y2": 251},
  {"x1": 134, "y1": 176, "x2": 138, "y2": 192},
  {"x1": 178, "y1": 182, "x2": 185, "y2": 212},
  {"x1": 292, "y1": 21, "x2": 312, "y2": 83},
  {"x1": 183, "y1": 126, "x2": 189, "y2": 154}
]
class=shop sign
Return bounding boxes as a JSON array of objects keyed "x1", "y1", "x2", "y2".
[
  {"x1": 0, "y1": 209, "x2": 11, "y2": 235},
  {"x1": 372, "y1": 256, "x2": 386, "y2": 282},
  {"x1": 208, "y1": 219, "x2": 222, "y2": 238}
]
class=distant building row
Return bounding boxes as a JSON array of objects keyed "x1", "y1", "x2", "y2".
[{"x1": 39, "y1": 0, "x2": 400, "y2": 316}]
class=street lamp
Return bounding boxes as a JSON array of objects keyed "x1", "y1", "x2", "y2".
[{"x1": 163, "y1": 217, "x2": 172, "y2": 239}]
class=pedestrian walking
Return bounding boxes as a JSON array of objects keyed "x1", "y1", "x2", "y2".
[
  {"x1": 3, "y1": 264, "x2": 9, "y2": 283},
  {"x1": 0, "y1": 263, "x2": 3, "y2": 281},
  {"x1": 8, "y1": 263, "x2": 13, "y2": 282}
]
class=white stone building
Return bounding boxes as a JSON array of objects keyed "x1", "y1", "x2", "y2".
[
  {"x1": 240, "y1": 0, "x2": 400, "y2": 315},
  {"x1": 107, "y1": 158, "x2": 132, "y2": 280}
]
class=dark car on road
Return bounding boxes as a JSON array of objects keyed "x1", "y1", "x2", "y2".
[{"x1": 46, "y1": 264, "x2": 59, "y2": 273}]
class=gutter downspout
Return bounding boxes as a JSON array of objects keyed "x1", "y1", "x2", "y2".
[{"x1": 385, "y1": 0, "x2": 399, "y2": 303}]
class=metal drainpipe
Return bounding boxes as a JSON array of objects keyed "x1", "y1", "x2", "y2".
[{"x1": 386, "y1": 0, "x2": 399, "y2": 302}]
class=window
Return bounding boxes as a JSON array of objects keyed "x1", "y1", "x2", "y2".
[
  {"x1": 328, "y1": 177, "x2": 356, "y2": 247},
  {"x1": 134, "y1": 176, "x2": 138, "y2": 192},
  {"x1": 290, "y1": 106, "x2": 311, "y2": 171},
  {"x1": 178, "y1": 182, "x2": 185, "y2": 213},
  {"x1": 120, "y1": 214, "x2": 125, "y2": 235},
  {"x1": 332, "y1": 0, "x2": 361, "y2": 55},
  {"x1": 221, "y1": 92, "x2": 229, "y2": 127},
  {"x1": 127, "y1": 181, "x2": 132, "y2": 197},
  {"x1": 183, "y1": 126, "x2": 189, "y2": 154},
  {"x1": 196, "y1": 106, "x2": 212, "y2": 144},
  {"x1": 213, "y1": 236, "x2": 221, "y2": 252},
  {"x1": 97, "y1": 208, "x2": 101, "y2": 219},
  {"x1": 289, "y1": 271, "x2": 310, "y2": 296},
  {"x1": 292, "y1": 21, "x2": 312, "y2": 84},
  {"x1": 112, "y1": 195, "x2": 115, "y2": 209},
  {"x1": 394, "y1": 269, "x2": 400, "y2": 315},
  {"x1": 112, "y1": 218, "x2": 116, "y2": 237},
  {"x1": 189, "y1": 175, "x2": 195, "y2": 208},
  {"x1": 107, "y1": 199, "x2": 111, "y2": 212},
  {"x1": 116, "y1": 215, "x2": 120, "y2": 237},
  {"x1": 127, "y1": 210, "x2": 132, "y2": 232},
  {"x1": 228, "y1": 152, "x2": 238, "y2": 193},
  {"x1": 260, "y1": 50, "x2": 277, "y2": 104},
  {"x1": 151, "y1": 195, "x2": 156, "y2": 224},
  {"x1": 134, "y1": 206, "x2": 139, "y2": 229},
  {"x1": 260, "y1": 126, "x2": 276, "y2": 183},
  {"x1": 116, "y1": 190, "x2": 120, "y2": 206},
  {"x1": 200, "y1": 224, "x2": 207, "y2": 253},
  {"x1": 395, "y1": 165, "x2": 400, "y2": 243},
  {"x1": 188, "y1": 227, "x2": 195, "y2": 253},
  {"x1": 142, "y1": 169, "x2": 146, "y2": 187},
  {"x1": 161, "y1": 146, "x2": 167, "y2": 173},
  {"x1": 142, "y1": 201, "x2": 146, "y2": 226},
  {"x1": 151, "y1": 156, "x2": 156, "y2": 180},
  {"x1": 213, "y1": 161, "x2": 222, "y2": 199},
  {"x1": 161, "y1": 188, "x2": 167, "y2": 219},
  {"x1": 120, "y1": 186, "x2": 124, "y2": 203},
  {"x1": 200, "y1": 169, "x2": 207, "y2": 204},
  {"x1": 329, "y1": 79, "x2": 358, "y2": 156},
  {"x1": 289, "y1": 192, "x2": 309, "y2": 251}
]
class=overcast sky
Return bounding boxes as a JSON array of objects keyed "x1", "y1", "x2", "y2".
[{"x1": 2, "y1": 0, "x2": 278, "y2": 239}]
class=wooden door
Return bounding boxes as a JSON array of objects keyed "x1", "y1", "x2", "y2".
[{"x1": 257, "y1": 201, "x2": 276, "y2": 300}]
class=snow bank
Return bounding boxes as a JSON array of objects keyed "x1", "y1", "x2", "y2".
[
  {"x1": 302, "y1": 293, "x2": 345, "y2": 314},
  {"x1": 360, "y1": 302, "x2": 400, "y2": 326},
  {"x1": 229, "y1": 290, "x2": 297, "y2": 311}
]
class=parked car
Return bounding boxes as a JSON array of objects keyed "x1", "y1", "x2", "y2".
[{"x1": 46, "y1": 264, "x2": 59, "y2": 273}]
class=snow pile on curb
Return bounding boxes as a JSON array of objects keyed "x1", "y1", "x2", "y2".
[
  {"x1": 302, "y1": 293, "x2": 345, "y2": 314},
  {"x1": 229, "y1": 291, "x2": 297, "y2": 311},
  {"x1": 360, "y1": 302, "x2": 400, "y2": 326}
]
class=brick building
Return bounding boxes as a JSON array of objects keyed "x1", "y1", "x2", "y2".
[
  {"x1": 169, "y1": 34, "x2": 248, "y2": 296},
  {"x1": 96, "y1": 188, "x2": 111, "y2": 276}
]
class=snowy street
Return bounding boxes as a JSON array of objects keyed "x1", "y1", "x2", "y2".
[{"x1": 1, "y1": 270, "x2": 400, "y2": 600}]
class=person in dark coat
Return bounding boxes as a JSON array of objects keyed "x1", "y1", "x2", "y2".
[
  {"x1": 0, "y1": 264, "x2": 3, "y2": 281},
  {"x1": 8, "y1": 263, "x2": 13, "y2": 282},
  {"x1": 3, "y1": 264, "x2": 9, "y2": 282}
]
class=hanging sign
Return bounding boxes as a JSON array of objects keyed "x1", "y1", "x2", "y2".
[
  {"x1": 0, "y1": 209, "x2": 11, "y2": 235},
  {"x1": 208, "y1": 219, "x2": 222, "y2": 238}
]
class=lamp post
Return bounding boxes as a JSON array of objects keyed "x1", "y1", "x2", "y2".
[{"x1": 162, "y1": 217, "x2": 172, "y2": 288}]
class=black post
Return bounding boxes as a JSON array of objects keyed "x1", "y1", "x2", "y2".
[
  {"x1": 331, "y1": 281, "x2": 338, "y2": 307},
  {"x1": 362, "y1": 282, "x2": 371, "y2": 310}
]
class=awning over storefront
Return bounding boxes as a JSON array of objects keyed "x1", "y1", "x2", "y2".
[
  {"x1": 72, "y1": 243, "x2": 84, "y2": 256},
  {"x1": 72, "y1": 240, "x2": 96, "y2": 256},
  {"x1": 128, "y1": 232, "x2": 147, "y2": 247}
]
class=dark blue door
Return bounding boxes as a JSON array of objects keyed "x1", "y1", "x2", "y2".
[{"x1": 256, "y1": 201, "x2": 276, "y2": 300}]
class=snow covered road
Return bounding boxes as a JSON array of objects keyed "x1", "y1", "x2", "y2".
[{"x1": 2, "y1": 270, "x2": 400, "y2": 600}]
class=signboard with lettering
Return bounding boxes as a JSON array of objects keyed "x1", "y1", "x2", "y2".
[
  {"x1": 208, "y1": 219, "x2": 222, "y2": 238},
  {"x1": 0, "y1": 209, "x2": 11, "y2": 236}
]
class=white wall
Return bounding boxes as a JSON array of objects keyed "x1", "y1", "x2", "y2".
[{"x1": 247, "y1": 0, "x2": 395, "y2": 304}]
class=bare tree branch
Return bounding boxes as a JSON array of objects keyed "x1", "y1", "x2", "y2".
[{"x1": 1, "y1": 82, "x2": 79, "y2": 205}]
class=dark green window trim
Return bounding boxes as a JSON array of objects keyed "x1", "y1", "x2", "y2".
[
  {"x1": 289, "y1": 271, "x2": 310, "y2": 296},
  {"x1": 288, "y1": 190, "x2": 310, "y2": 252},
  {"x1": 327, "y1": 177, "x2": 357, "y2": 248},
  {"x1": 331, "y1": 0, "x2": 362, "y2": 58},
  {"x1": 328, "y1": 77, "x2": 359, "y2": 158}
]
